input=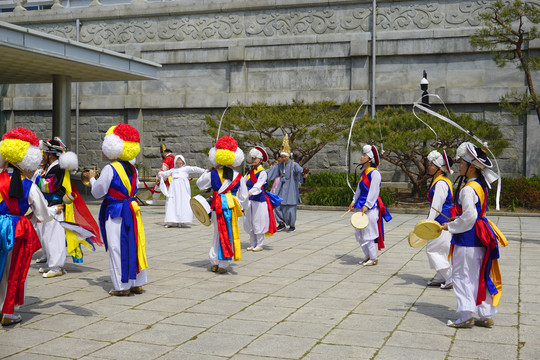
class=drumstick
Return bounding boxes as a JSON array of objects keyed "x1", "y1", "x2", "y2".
[
  {"x1": 341, "y1": 209, "x2": 351, "y2": 218},
  {"x1": 431, "y1": 207, "x2": 450, "y2": 221}
]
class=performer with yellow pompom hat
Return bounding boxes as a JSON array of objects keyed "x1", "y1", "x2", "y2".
[
  {"x1": 196, "y1": 136, "x2": 248, "y2": 274},
  {"x1": 442, "y1": 142, "x2": 507, "y2": 328},
  {"x1": 0, "y1": 127, "x2": 61, "y2": 326},
  {"x1": 86, "y1": 124, "x2": 148, "y2": 296}
]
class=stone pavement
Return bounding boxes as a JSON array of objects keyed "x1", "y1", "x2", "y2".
[{"x1": 1, "y1": 206, "x2": 539, "y2": 360}]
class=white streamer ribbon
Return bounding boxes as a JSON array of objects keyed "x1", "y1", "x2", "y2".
[
  {"x1": 345, "y1": 101, "x2": 368, "y2": 193},
  {"x1": 412, "y1": 95, "x2": 501, "y2": 210}
]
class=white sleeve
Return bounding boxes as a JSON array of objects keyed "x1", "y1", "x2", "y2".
[
  {"x1": 187, "y1": 166, "x2": 205, "y2": 174},
  {"x1": 196, "y1": 170, "x2": 212, "y2": 190},
  {"x1": 28, "y1": 184, "x2": 57, "y2": 222},
  {"x1": 365, "y1": 170, "x2": 381, "y2": 209},
  {"x1": 352, "y1": 181, "x2": 361, "y2": 204},
  {"x1": 90, "y1": 164, "x2": 114, "y2": 199},
  {"x1": 236, "y1": 176, "x2": 249, "y2": 209},
  {"x1": 160, "y1": 169, "x2": 173, "y2": 178},
  {"x1": 447, "y1": 186, "x2": 478, "y2": 234},
  {"x1": 249, "y1": 170, "x2": 267, "y2": 196},
  {"x1": 428, "y1": 181, "x2": 448, "y2": 221}
]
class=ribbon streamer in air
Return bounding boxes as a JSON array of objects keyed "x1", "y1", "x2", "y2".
[
  {"x1": 345, "y1": 101, "x2": 368, "y2": 193},
  {"x1": 412, "y1": 94, "x2": 501, "y2": 210}
]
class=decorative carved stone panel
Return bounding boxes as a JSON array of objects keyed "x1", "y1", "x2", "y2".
[{"x1": 26, "y1": 1, "x2": 540, "y2": 46}]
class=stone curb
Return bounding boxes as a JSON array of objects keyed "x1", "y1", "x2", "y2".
[{"x1": 297, "y1": 204, "x2": 540, "y2": 217}]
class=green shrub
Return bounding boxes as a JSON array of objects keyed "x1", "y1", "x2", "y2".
[
  {"x1": 302, "y1": 172, "x2": 397, "y2": 207},
  {"x1": 488, "y1": 176, "x2": 540, "y2": 210},
  {"x1": 304, "y1": 172, "x2": 355, "y2": 187},
  {"x1": 305, "y1": 187, "x2": 353, "y2": 206}
]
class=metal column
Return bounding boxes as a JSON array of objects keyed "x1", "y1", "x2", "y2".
[{"x1": 52, "y1": 74, "x2": 72, "y2": 148}]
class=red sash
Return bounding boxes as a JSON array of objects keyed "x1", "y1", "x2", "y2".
[
  {"x1": 210, "y1": 173, "x2": 242, "y2": 258},
  {"x1": 0, "y1": 171, "x2": 41, "y2": 314},
  {"x1": 249, "y1": 169, "x2": 277, "y2": 235},
  {"x1": 361, "y1": 170, "x2": 386, "y2": 250}
]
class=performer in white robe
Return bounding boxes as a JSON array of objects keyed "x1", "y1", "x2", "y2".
[
  {"x1": 348, "y1": 145, "x2": 391, "y2": 266},
  {"x1": 159, "y1": 155, "x2": 204, "y2": 227},
  {"x1": 425, "y1": 150, "x2": 454, "y2": 289},
  {"x1": 88, "y1": 124, "x2": 148, "y2": 296},
  {"x1": 196, "y1": 136, "x2": 248, "y2": 274},
  {"x1": 442, "y1": 142, "x2": 506, "y2": 328},
  {"x1": 243, "y1": 147, "x2": 280, "y2": 252}
]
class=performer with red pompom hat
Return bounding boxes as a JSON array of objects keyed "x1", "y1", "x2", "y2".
[
  {"x1": 0, "y1": 127, "x2": 61, "y2": 326},
  {"x1": 196, "y1": 136, "x2": 248, "y2": 274},
  {"x1": 86, "y1": 124, "x2": 148, "y2": 296}
]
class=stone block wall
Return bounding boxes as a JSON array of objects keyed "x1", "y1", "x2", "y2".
[{"x1": 1, "y1": 0, "x2": 539, "y2": 180}]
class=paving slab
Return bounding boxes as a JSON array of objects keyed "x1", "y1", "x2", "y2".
[{"x1": 0, "y1": 207, "x2": 537, "y2": 360}]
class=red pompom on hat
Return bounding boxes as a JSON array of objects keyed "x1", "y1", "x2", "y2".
[
  {"x1": 2, "y1": 127, "x2": 39, "y2": 147},
  {"x1": 215, "y1": 136, "x2": 238, "y2": 152},
  {"x1": 113, "y1": 123, "x2": 140, "y2": 143}
]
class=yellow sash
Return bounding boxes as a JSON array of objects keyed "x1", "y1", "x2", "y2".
[
  {"x1": 61, "y1": 170, "x2": 87, "y2": 260},
  {"x1": 111, "y1": 161, "x2": 148, "y2": 270},
  {"x1": 430, "y1": 175, "x2": 454, "y2": 198},
  {"x1": 218, "y1": 168, "x2": 243, "y2": 261},
  {"x1": 465, "y1": 180, "x2": 506, "y2": 307}
]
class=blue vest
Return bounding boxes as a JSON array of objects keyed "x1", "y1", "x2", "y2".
[
  {"x1": 451, "y1": 180, "x2": 485, "y2": 247},
  {"x1": 428, "y1": 177, "x2": 453, "y2": 225},
  {"x1": 210, "y1": 168, "x2": 240, "y2": 195},
  {"x1": 354, "y1": 168, "x2": 378, "y2": 210},
  {"x1": 246, "y1": 166, "x2": 267, "y2": 202}
]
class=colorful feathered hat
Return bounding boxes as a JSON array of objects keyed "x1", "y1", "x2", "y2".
[
  {"x1": 208, "y1": 136, "x2": 244, "y2": 168},
  {"x1": 102, "y1": 124, "x2": 141, "y2": 161},
  {"x1": 0, "y1": 127, "x2": 42, "y2": 172}
]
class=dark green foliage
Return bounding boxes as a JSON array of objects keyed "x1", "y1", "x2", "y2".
[
  {"x1": 470, "y1": 0, "x2": 540, "y2": 124},
  {"x1": 350, "y1": 107, "x2": 508, "y2": 196},
  {"x1": 302, "y1": 172, "x2": 395, "y2": 207},
  {"x1": 205, "y1": 100, "x2": 364, "y2": 166}
]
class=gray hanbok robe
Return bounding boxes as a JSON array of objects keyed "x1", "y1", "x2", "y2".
[{"x1": 266, "y1": 160, "x2": 305, "y2": 205}]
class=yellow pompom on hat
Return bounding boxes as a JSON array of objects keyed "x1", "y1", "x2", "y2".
[
  {"x1": 102, "y1": 124, "x2": 141, "y2": 161},
  {"x1": 0, "y1": 127, "x2": 42, "y2": 172},
  {"x1": 208, "y1": 136, "x2": 244, "y2": 168}
]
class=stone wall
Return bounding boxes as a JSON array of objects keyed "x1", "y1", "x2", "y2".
[{"x1": 1, "y1": 0, "x2": 539, "y2": 179}]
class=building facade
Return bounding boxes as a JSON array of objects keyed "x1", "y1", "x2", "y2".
[{"x1": 1, "y1": 0, "x2": 539, "y2": 180}]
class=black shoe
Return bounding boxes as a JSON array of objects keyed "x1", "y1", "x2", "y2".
[
  {"x1": 276, "y1": 223, "x2": 286, "y2": 232},
  {"x1": 287, "y1": 226, "x2": 296, "y2": 232}
]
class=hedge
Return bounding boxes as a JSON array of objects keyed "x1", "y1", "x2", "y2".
[
  {"x1": 488, "y1": 176, "x2": 540, "y2": 210},
  {"x1": 302, "y1": 172, "x2": 396, "y2": 207}
]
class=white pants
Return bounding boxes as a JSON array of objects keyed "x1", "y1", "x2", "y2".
[
  {"x1": 0, "y1": 249, "x2": 13, "y2": 314},
  {"x1": 452, "y1": 245, "x2": 497, "y2": 318},
  {"x1": 426, "y1": 230, "x2": 452, "y2": 282},
  {"x1": 354, "y1": 208, "x2": 379, "y2": 260},
  {"x1": 209, "y1": 214, "x2": 232, "y2": 269},
  {"x1": 39, "y1": 212, "x2": 66, "y2": 271},
  {"x1": 105, "y1": 216, "x2": 147, "y2": 291},
  {"x1": 249, "y1": 233, "x2": 265, "y2": 248}
]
